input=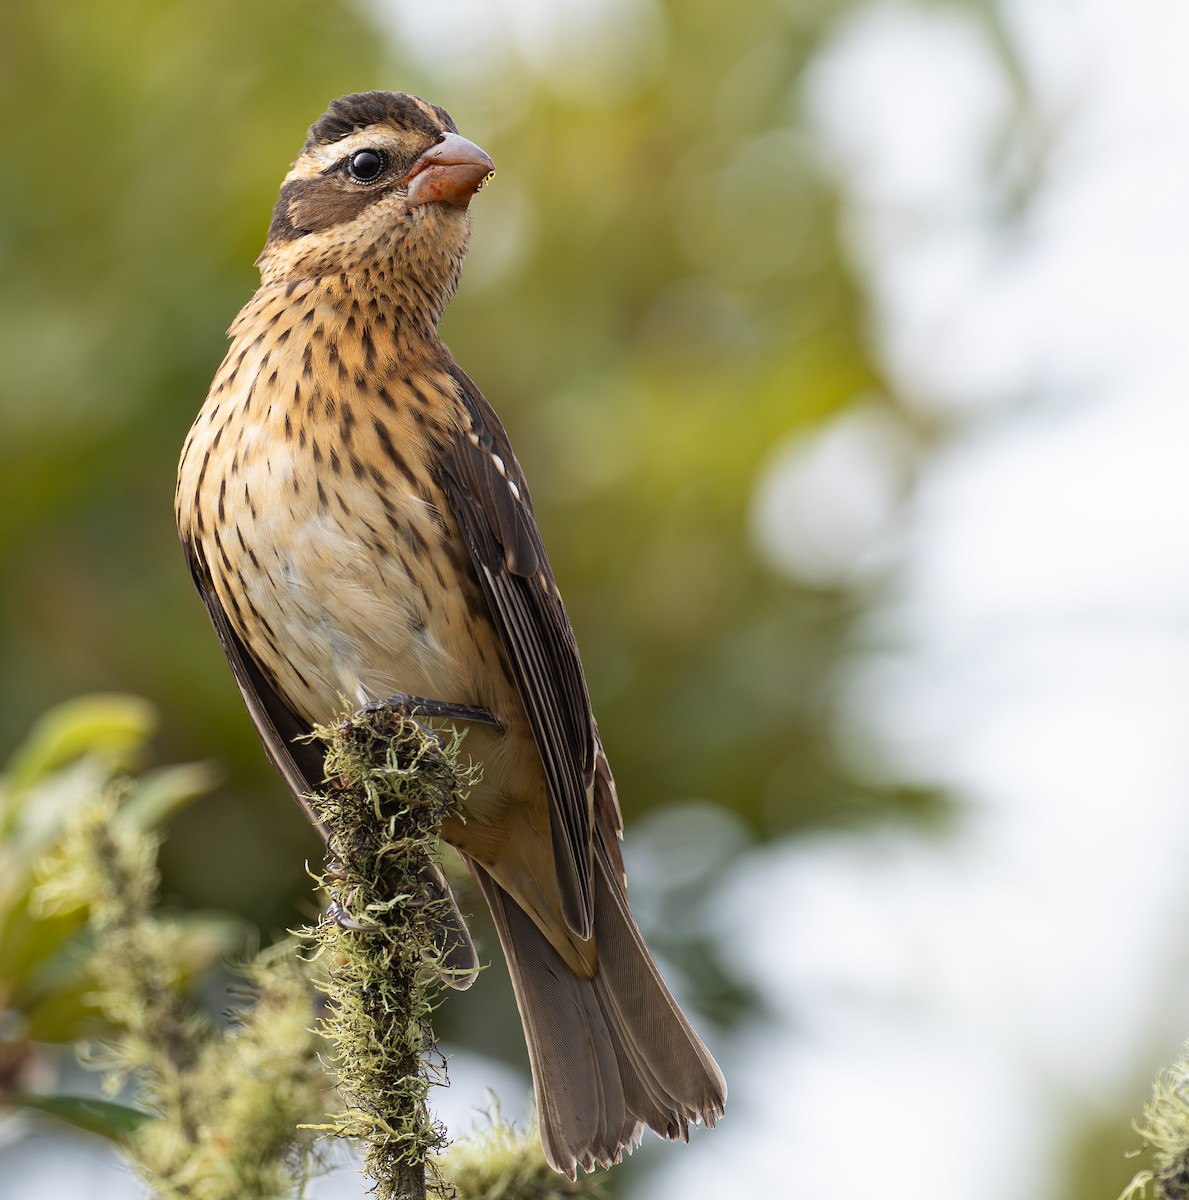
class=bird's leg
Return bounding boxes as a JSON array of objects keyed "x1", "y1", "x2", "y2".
[{"x1": 358, "y1": 691, "x2": 501, "y2": 727}]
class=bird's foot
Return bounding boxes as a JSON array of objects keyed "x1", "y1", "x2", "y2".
[
  {"x1": 326, "y1": 895, "x2": 376, "y2": 932},
  {"x1": 357, "y1": 692, "x2": 501, "y2": 728}
]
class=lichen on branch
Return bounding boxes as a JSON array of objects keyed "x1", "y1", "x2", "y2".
[
  {"x1": 301, "y1": 709, "x2": 480, "y2": 1200},
  {"x1": 1123, "y1": 1043, "x2": 1189, "y2": 1200}
]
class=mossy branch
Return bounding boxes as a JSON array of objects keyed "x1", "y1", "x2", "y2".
[
  {"x1": 301, "y1": 709, "x2": 481, "y2": 1200},
  {"x1": 1122, "y1": 1043, "x2": 1189, "y2": 1200},
  {"x1": 437, "y1": 1118, "x2": 605, "y2": 1200},
  {"x1": 303, "y1": 709, "x2": 607, "y2": 1200}
]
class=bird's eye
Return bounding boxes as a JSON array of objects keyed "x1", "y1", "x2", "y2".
[{"x1": 347, "y1": 149, "x2": 385, "y2": 182}]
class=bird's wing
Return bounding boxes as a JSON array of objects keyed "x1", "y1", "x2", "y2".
[
  {"x1": 439, "y1": 365, "x2": 598, "y2": 938},
  {"x1": 180, "y1": 535, "x2": 330, "y2": 836}
]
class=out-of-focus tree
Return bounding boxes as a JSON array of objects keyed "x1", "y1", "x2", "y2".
[
  {"x1": 0, "y1": 0, "x2": 406, "y2": 928},
  {"x1": 0, "y1": 694, "x2": 234, "y2": 1122},
  {"x1": 0, "y1": 0, "x2": 889, "y2": 930}
]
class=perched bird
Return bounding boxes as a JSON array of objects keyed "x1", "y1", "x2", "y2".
[{"x1": 176, "y1": 91, "x2": 725, "y2": 1177}]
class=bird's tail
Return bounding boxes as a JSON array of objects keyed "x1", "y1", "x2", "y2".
[{"x1": 464, "y1": 841, "x2": 726, "y2": 1179}]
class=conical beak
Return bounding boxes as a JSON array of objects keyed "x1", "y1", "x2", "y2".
[{"x1": 405, "y1": 133, "x2": 495, "y2": 209}]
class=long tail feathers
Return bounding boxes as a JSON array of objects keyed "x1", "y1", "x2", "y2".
[{"x1": 464, "y1": 843, "x2": 726, "y2": 1179}]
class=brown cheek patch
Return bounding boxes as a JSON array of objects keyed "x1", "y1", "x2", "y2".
[{"x1": 267, "y1": 178, "x2": 384, "y2": 244}]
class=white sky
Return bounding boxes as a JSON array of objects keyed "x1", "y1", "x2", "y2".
[{"x1": 706, "y1": 2, "x2": 1189, "y2": 1199}]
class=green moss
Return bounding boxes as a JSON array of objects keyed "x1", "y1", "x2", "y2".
[
  {"x1": 302, "y1": 710, "x2": 480, "y2": 1200},
  {"x1": 437, "y1": 1117, "x2": 605, "y2": 1200}
]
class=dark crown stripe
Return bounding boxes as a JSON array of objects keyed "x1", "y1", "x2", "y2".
[{"x1": 302, "y1": 91, "x2": 457, "y2": 152}]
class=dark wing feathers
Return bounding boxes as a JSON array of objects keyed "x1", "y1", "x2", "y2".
[{"x1": 440, "y1": 366, "x2": 598, "y2": 937}]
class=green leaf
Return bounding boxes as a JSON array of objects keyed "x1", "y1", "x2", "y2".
[
  {"x1": 121, "y1": 761, "x2": 222, "y2": 831},
  {"x1": 5, "y1": 695, "x2": 158, "y2": 794},
  {"x1": 15, "y1": 1092, "x2": 151, "y2": 1140}
]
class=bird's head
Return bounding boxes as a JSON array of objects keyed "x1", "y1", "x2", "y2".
[{"x1": 257, "y1": 92, "x2": 494, "y2": 319}]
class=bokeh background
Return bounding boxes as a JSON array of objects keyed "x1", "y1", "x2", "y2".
[{"x1": 3, "y1": 0, "x2": 1188, "y2": 1196}]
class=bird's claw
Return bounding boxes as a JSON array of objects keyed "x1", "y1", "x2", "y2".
[
  {"x1": 357, "y1": 692, "x2": 501, "y2": 728},
  {"x1": 326, "y1": 897, "x2": 377, "y2": 932}
]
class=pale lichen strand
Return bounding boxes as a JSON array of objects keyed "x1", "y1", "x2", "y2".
[{"x1": 1124, "y1": 1043, "x2": 1189, "y2": 1200}]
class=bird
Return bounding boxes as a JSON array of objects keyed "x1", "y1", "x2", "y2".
[{"x1": 175, "y1": 91, "x2": 725, "y2": 1177}]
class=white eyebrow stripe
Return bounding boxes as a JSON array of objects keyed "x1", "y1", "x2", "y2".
[{"x1": 284, "y1": 130, "x2": 414, "y2": 181}]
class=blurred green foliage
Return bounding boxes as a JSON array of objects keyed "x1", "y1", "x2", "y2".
[
  {"x1": 0, "y1": 694, "x2": 233, "y2": 1096},
  {"x1": 21, "y1": 727, "x2": 328, "y2": 1196},
  {"x1": 0, "y1": 0, "x2": 885, "y2": 936}
]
